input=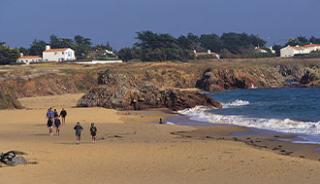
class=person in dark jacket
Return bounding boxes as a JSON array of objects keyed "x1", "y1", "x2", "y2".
[
  {"x1": 90, "y1": 123, "x2": 97, "y2": 143},
  {"x1": 54, "y1": 117, "x2": 62, "y2": 136},
  {"x1": 74, "y1": 122, "x2": 83, "y2": 144},
  {"x1": 53, "y1": 109, "x2": 59, "y2": 118},
  {"x1": 59, "y1": 108, "x2": 67, "y2": 124},
  {"x1": 47, "y1": 118, "x2": 53, "y2": 135}
]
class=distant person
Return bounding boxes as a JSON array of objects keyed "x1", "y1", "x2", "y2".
[
  {"x1": 74, "y1": 122, "x2": 83, "y2": 144},
  {"x1": 54, "y1": 117, "x2": 62, "y2": 136},
  {"x1": 46, "y1": 108, "x2": 54, "y2": 121},
  {"x1": 47, "y1": 118, "x2": 53, "y2": 135},
  {"x1": 60, "y1": 108, "x2": 67, "y2": 124},
  {"x1": 131, "y1": 99, "x2": 139, "y2": 110},
  {"x1": 159, "y1": 118, "x2": 164, "y2": 124},
  {"x1": 53, "y1": 109, "x2": 59, "y2": 118},
  {"x1": 90, "y1": 123, "x2": 97, "y2": 143}
]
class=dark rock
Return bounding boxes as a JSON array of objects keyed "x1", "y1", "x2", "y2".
[
  {"x1": 300, "y1": 69, "x2": 320, "y2": 84},
  {"x1": 78, "y1": 70, "x2": 222, "y2": 111},
  {"x1": 196, "y1": 68, "x2": 259, "y2": 92}
]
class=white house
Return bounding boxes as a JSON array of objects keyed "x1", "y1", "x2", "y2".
[
  {"x1": 42, "y1": 45, "x2": 76, "y2": 62},
  {"x1": 280, "y1": 44, "x2": 320, "y2": 57},
  {"x1": 16, "y1": 55, "x2": 42, "y2": 64}
]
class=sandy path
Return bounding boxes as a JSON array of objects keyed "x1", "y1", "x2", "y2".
[{"x1": 0, "y1": 94, "x2": 320, "y2": 184}]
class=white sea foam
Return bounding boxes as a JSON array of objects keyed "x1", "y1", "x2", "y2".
[
  {"x1": 222, "y1": 99, "x2": 250, "y2": 108},
  {"x1": 166, "y1": 121, "x2": 176, "y2": 125},
  {"x1": 178, "y1": 106, "x2": 320, "y2": 135}
]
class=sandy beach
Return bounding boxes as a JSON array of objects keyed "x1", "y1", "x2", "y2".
[{"x1": 1, "y1": 94, "x2": 320, "y2": 184}]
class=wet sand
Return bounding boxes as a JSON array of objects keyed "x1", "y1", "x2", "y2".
[
  {"x1": 173, "y1": 125, "x2": 320, "y2": 161},
  {"x1": 1, "y1": 94, "x2": 320, "y2": 184}
]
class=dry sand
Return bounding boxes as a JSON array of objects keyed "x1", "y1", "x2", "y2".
[{"x1": 0, "y1": 94, "x2": 320, "y2": 184}]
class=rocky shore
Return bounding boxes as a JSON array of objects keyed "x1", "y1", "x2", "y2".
[
  {"x1": 1, "y1": 59, "x2": 320, "y2": 109},
  {"x1": 78, "y1": 70, "x2": 222, "y2": 110},
  {"x1": 78, "y1": 59, "x2": 320, "y2": 111}
]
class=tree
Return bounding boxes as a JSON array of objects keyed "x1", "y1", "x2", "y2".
[
  {"x1": 272, "y1": 45, "x2": 283, "y2": 57},
  {"x1": 117, "y1": 47, "x2": 134, "y2": 62},
  {"x1": 18, "y1": 47, "x2": 30, "y2": 56},
  {"x1": 177, "y1": 33, "x2": 203, "y2": 51},
  {"x1": 135, "y1": 31, "x2": 180, "y2": 50},
  {"x1": 29, "y1": 40, "x2": 47, "y2": 56},
  {"x1": 49, "y1": 35, "x2": 74, "y2": 49},
  {"x1": 199, "y1": 34, "x2": 223, "y2": 52},
  {"x1": 94, "y1": 43, "x2": 113, "y2": 51},
  {"x1": 221, "y1": 33, "x2": 266, "y2": 54},
  {"x1": 73, "y1": 35, "x2": 92, "y2": 60},
  {"x1": 0, "y1": 45, "x2": 20, "y2": 65},
  {"x1": 134, "y1": 31, "x2": 192, "y2": 61},
  {"x1": 309, "y1": 36, "x2": 320, "y2": 44},
  {"x1": 177, "y1": 34, "x2": 203, "y2": 51},
  {"x1": 286, "y1": 36, "x2": 309, "y2": 46}
]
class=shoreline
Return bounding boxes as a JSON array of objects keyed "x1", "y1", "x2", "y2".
[
  {"x1": 167, "y1": 113, "x2": 320, "y2": 161},
  {"x1": 1, "y1": 93, "x2": 320, "y2": 184}
]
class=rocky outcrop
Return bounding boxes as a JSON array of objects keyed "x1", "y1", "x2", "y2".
[
  {"x1": 0, "y1": 92, "x2": 22, "y2": 109},
  {"x1": 0, "y1": 71, "x2": 97, "y2": 109},
  {"x1": 78, "y1": 70, "x2": 222, "y2": 111},
  {"x1": 300, "y1": 68, "x2": 320, "y2": 86},
  {"x1": 78, "y1": 60, "x2": 320, "y2": 111},
  {"x1": 195, "y1": 67, "x2": 283, "y2": 92}
]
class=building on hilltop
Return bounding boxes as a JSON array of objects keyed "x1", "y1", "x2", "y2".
[
  {"x1": 280, "y1": 44, "x2": 320, "y2": 57},
  {"x1": 16, "y1": 55, "x2": 42, "y2": 64},
  {"x1": 42, "y1": 45, "x2": 76, "y2": 62}
]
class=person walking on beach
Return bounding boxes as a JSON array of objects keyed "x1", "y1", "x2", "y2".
[
  {"x1": 53, "y1": 109, "x2": 59, "y2": 119},
  {"x1": 46, "y1": 108, "x2": 54, "y2": 122},
  {"x1": 47, "y1": 118, "x2": 53, "y2": 135},
  {"x1": 74, "y1": 122, "x2": 83, "y2": 144},
  {"x1": 159, "y1": 118, "x2": 164, "y2": 124},
  {"x1": 54, "y1": 117, "x2": 62, "y2": 136},
  {"x1": 90, "y1": 123, "x2": 97, "y2": 143},
  {"x1": 59, "y1": 108, "x2": 67, "y2": 124},
  {"x1": 46, "y1": 108, "x2": 54, "y2": 135}
]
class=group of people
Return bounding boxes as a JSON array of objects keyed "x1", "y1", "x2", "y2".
[
  {"x1": 46, "y1": 107, "x2": 98, "y2": 143},
  {"x1": 46, "y1": 108, "x2": 67, "y2": 136}
]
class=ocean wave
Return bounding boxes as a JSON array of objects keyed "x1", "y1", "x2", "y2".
[
  {"x1": 222, "y1": 99, "x2": 250, "y2": 108},
  {"x1": 166, "y1": 121, "x2": 176, "y2": 125},
  {"x1": 178, "y1": 106, "x2": 320, "y2": 135}
]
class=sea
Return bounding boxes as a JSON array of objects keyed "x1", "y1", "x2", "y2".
[{"x1": 177, "y1": 88, "x2": 320, "y2": 144}]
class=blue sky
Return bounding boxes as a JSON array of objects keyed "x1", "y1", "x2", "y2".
[{"x1": 0, "y1": 0, "x2": 319, "y2": 49}]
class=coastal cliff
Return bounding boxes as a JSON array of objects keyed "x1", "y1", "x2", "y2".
[
  {"x1": 1, "y1": 59, "x2": 320, "y2": 109},
  {"x1": 78, "y1": 59, "x2": 320, "y2": 110},
  {"x1": 77, "y1": 70, "x2": 222, "y2": 110}
]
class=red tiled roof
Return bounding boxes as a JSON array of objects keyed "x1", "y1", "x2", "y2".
[
  {"x1": 43, "y1": 48, "x2": 69, "y2": 53},
  {"x1": 290, "y1": 44, "x2": 320, "y2": 50},
  {"x1": 302, "y1": 44, "x2": 320, "y2": 48}
]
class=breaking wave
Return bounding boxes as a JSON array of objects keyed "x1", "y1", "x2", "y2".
[
  {"x1": 222, "y1": 99, "x2": 250, "y2": 108},
  {"x1": 178, "y1": 106, "x2": 320, "y2": 135}
]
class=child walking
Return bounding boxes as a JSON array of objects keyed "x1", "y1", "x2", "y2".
[
  {"x1": 54, "y1": 117, "x2": 62, "y2": 136},
  {"x1": 74, "y1": 122, "x2": 83, "y2": 144}
]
